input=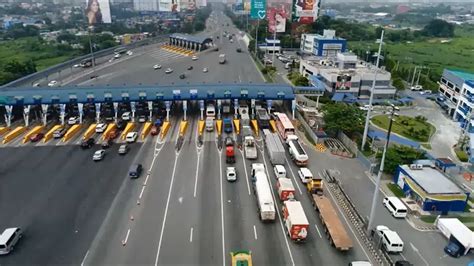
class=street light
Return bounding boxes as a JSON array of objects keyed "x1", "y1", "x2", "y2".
[{"x1": 367, "y1": 104, "x2": 399, "y2": 234}]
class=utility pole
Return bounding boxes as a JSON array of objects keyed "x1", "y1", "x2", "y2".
[
  {"x1": 255, "y1": 20, "x2": 259, "y2": 56},
  {"x1": 272, "y1": 30, "x2": 276, "y2": 67},
  {"x1": 410, "y1": 66, "x2": 418, "y2": 87},
  {"x1": 361, "y1": 30, "x2": 384, "y2": 150},
  {"x1": 416, "y1": 67, "x2": 422, "y2": 86},
  {"x1": 88, "y1": 25, "x2": 96, "y2": 70}
]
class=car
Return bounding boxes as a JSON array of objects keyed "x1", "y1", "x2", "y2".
[
  {"x1": 108, "y1": 58, "x2": 114, "y2": 63},
  {"x1": 73, "y1": 64, "x2": 81, "y2": 68},
  {"x1": 297, "y1": 167, "x2": 313, "y2": 183},
  {"x1": 0, "y1": 227, "x2": 22, "y2": 255},
  {"x1": 165, "y1": 68, "x2": 173, "y2": 74},
  {"x1": 420, "y1": 90, "x2": 432, "y2": 95},
  {"x1": 92, "y1": 150, "x2": 105, "y2": 161},
  {"x1": 203, "y1": 67, "x2": 208, "y2": 73},
  {"x1": 53, "y1": 128, "x2": 66, "y2": 139},
  {"x1": 33, "y1": 83, "x2": 41, "y2": 87},
  {"x1": 410, "y1": 85, "x2": 423, "y2": 91},
  {"x1": 138, "y1": 115, "x2": 147, "y2": 123},
  {"x1": 48, "y1": 80, "x2": 58, "y2": 87},
  {"x1": 150, "y1": 126, "x2": 160, "y2": 136},
  {"x1": 273, "y1": 165, "x2": 287, "y2": 179},
  {"x1": 236, "y1": 48, "x2": 241, "y2": 53},
  {"x1": 121, "y1": 112, "x2": 131, "y2": 121},
  {"x1": 30, "y1": 133, "x2": 44, "y2": 142},
  {"x1": 81, "y1": 138, "x2": 95, "y2": 149},
  {"x1": 226, "y1": 166, "x2": 237, "y2": 182},
  {"x1": 114, "y1": 53, "x2": 121, "y2": 59},
  {"x1": 101, "y1": 139, "x2": 113, "y2": 149},
  {"x1": 179, "y1": 74, "x2": 186, "y2": 79},
  {"x1": 116, "y1": 120, "x2": 126, "y2": 130},
  {"x1": 359, "y1": 105, "x2": 374, "y2": 111},
  {"x1": 68, "y1": 116, "x2": 79, "y2": 125},
  {"x1": 192, "y1": 56, "x2": 198, "y2": 61},
  {"x1": 126, "y1": 50, "x2": 133, "y2": 56},
  {"x1": 95, "y1": 123, "x2": 107, "y2": 133},
  {"x1": 129, "y1": 164, "x2": 143, "y2": 179},
  {"x1": 154, "y1": 64, "x2": 162, "y2": 70},
  {"x1": 126, "y1": 132, "x2": 138, "y2": 143},
  {"x1": 225, "y1": 137, "x2": 234, "y2": 147},
  {"x1": 118, "y1": 144, "x2": 129, "y2": 155},
  {"x1": 230, "y1": 39, "x2": 233, "y2": 43},
  {"x1": 187, "y1": 66, "x2": 193, "y2": 70}
]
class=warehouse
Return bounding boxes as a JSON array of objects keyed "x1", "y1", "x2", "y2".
[{"x1": 394, "y1": 164, "x2": 469, "y2": 214}]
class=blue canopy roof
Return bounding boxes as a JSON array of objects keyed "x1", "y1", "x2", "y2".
[{"x1": 368, "y1": 129, "x2": 420, "y2": 148}]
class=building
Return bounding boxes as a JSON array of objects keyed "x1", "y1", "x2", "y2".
[
  {"x1": 133, "y1": 0, "x2": 159, "y2": 11},
  {"x1": 438, "y1": 69, "x2": 474, "y2": 119},
  {"x1": 394, "y1": 164, "x2": 468, "y2": 214},
  {"x1": 299, "y1": 52, "x2": 396, "y2": 99},
  {"x1": 300, "y1": 30, "x2": 347, "y2": 57},
  {"x1": 258, "y1": 38, "x2": 281, "y2": 53}
]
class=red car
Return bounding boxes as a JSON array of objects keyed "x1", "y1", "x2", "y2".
[
  {"x1": 150, "y1": 126, "x2": 159, "y2": 136},
  {"x1": 30, "y1": 133, "x2": 44, "y2": 142}
]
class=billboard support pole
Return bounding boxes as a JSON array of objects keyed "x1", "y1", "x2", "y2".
[
  {"x1": 88, "y1": 26, "x2": 96, "y2": 73},
  {"x1": 272, "y1": 30, "x2": 276, "y2": 66},
  {"x1": 255, "y1": 20, "x2": 259, "y2": 56}
]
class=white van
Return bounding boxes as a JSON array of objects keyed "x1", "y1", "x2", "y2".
[
  {"x1": 376, "y1": 225, "x2": 404, "y2": 253},
  {"x1": 0, "y1": 227, "x2": 22, "y2": 255},
  {"x1": 205, "y1": 117, "x2": 214, "y2": 132},
  {"x1": 297, "y1": 167, "x2": 313, "y2": 183},
  {"x1": 383, "y1": 196, "x2": 408, "y2": 218},
  {"x1": 206, "y1": 105, "x2": 215, "y2": 119}
]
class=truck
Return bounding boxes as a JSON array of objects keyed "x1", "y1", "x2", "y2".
[
  {"x1": 256, "y1": 108, "x2": 270, "y2": 129},
  {"x1": 288, "y1": 139, "x2": 308, "y2": 166},
  {"x1": 226, "y1": 146, "x2": 235, "y2": 163},
  {"x1": 251, "y1": 163, "x2": 276, "y2": 221},
  {"x1": 312, "y1": 195, "x2": 353, "y2": 251},
  {"x1": 437, "y1": 218, "x2": 474, "y2": 257},
  {"x1": 230, "y1": 250, "x2": 252, "y2": 266},
  {"x1": 263, "y1": 129, "x2": 285, "y2": 165},
  {"x1": 239, "y1": 105, "x2": 252, "y2": 137},
  {"x1": 223, "y1": 117, "x2": 233, "y2": 133},
  {"x1": 219, "y1": 54, "x2": 226, "y2": 64},
  {"x1": 282, "y1": 200, "x2": 309, "y2": 242},
  {"x1": 277, "y1": 178, "x2": 296, "y2": 201},
  {"x1": 244, "y1": 136, "x2": 258, "y2": 159}
]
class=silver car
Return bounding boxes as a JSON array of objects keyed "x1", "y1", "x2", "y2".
[{"x1": 93, "y1": 150, "x2": 106, "y2": 161}]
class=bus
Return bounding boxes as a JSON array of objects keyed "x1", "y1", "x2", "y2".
[{"x1": 274, "y1": 112, "x2": 295, "y2": 140}]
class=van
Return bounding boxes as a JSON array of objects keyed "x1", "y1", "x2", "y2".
[
  {"x1": 206, "y1": 117, "x2": 214, "y2": 131},
  {"x1": 0, "y1": 227, "x2": 22, "y2": 255},
  {"x1": 126, "y1": 132, "x2": 138, "y2": 143},
  {"x1": 297, "y1": 167, "x2": 313, "y2": 183},
  {"x1": 383, "y1": 196, "x2": 408, "y2": 218},
  {"x1": 376, "y1": 225, "x2": 404, "y2": 253},
  {"x1": 206, "y1": 105, "x2": 215, "y2": 119},
  {"x1": 129, "y1": 164, "x2": 143, "y2": 179}
]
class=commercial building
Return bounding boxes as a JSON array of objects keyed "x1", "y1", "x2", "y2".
[
  {"x1": 394, "y1": 164, "x2": 468, "y2": 214},
  {"x1": 258, "y1": 38, "x2": 281, "y2": 53},
  {"x1": 438, "y1": 69, "x2": 474, "y2": 119},
  {"x1": 299, "y1": 52, "x2": 396, "y2": 99},
  {"x1": 300, "y1": 30, "x2": 347, "y2": 56}
]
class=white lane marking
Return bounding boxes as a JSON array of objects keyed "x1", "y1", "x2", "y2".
[
  {"x1": 238, "y1": 75, "x2": 242, "y2": 83},
  {"x1": 123, "y1": 228, "x2": 131, "y2": 245},
  {"x1": 400, "y1": 253, "x2": 408, "y2": 260},
  {"x1": 325, "y1": 181, "x2": 372, "y2": 263},
  {"x1": 314, "y1": 224, "x2": 322, "y2": 239},
  {"x1": 80, "y1": 250, "x2": 89, "y2": 266},
  {"x1": 144, "y1": 174, "x2": 150, "y2": 186},
  {"x1": 193, "y1": 151, "x2": 201, "y2": 198},
  {"x1": 253, "y1": 225, "x2": 258, "y2": 240},
  {"x1": 154, "y1": 153, "x2": 180, "y2": 266},
  {"x1": 260, "y1": 148, "x2": 295, "y2": 266},
  {"x1": 139, "y1": 186, "x2": 146, "y2": 199},
  {"x1": 190, "y1": 227, "x2": 194, "y2": 243},
  {"x1": 218, "y1": 148, "x2": 226, "y2": 266},
  {"x1": 410, "y1": 242, "x2": 429, "y2": 266},
  {"x1": 238, "y1": 149, "x2": 251, "y2": 195},
  {"x1": 284, "y1": 157, "x2": 303, "y2": 195}
]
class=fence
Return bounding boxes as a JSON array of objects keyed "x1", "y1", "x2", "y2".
[
  {"x1": 296, "y1": 111, "x2": 320, "y2": 144},
  {"x1": 1, "y1": 34, "x2": 170, "y2": 88}
]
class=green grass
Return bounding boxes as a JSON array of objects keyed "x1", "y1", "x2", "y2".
[
  {"x1": 421, "y1": 143, "x2": 432, "y2": 150},
  {"x1": 469, "y1": 198, "x2": 474, "y2": 203},
  {"x1": 420, "y1": 215, "x2": 437, "y2": 224},
  {"x1": 455, "y1": 149, "x2": 469, "y2": 162},
  {"x1": 458, "y1": 216, "x2": 474, "y2": 223},
  {"x1": 387, "y1": 183, "x2": 405, "y2": 198},
  {"x1": 35, "y1": 55, "x2": 74, "y2": 71},
  {"x1": 372, "y1": 115, "x2": 435, "y2": 142}
]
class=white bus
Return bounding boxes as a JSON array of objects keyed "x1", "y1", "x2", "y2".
[
  {"x1": 274, "y1": 112, "x2": 295, "y2": 140},
  {"x1": 383, "y1": 196, "x2": 408, "y2": 218},
  {"x1": 288, "y1": 139, "x2": 308, "y2": 166}
]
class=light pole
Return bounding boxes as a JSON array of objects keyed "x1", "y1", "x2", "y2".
[
  {"x1": 367, "y1": 104, "x2": 399, "y2": 234},
  {"x1": 361, "y1": 30, "x2": 384, "y2": 150}
]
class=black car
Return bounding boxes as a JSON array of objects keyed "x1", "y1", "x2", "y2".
[
  {"x1": 225, "y1": 137, "x2": 234, "y2": 147},
  {"x1": 236, "y1": 48, "x2": 242, "y2": 53},
  {"x1": 179, "y1": 74, "x2": 186, "y2": 79},
  {"x1": 101, "y1": 139, "x2": 113, "y2": 149},
  {"x1": 81, "y1": 138, "x2": 95, "y2": 149},
  {"x1": 116, "y1": 120, "x2": 126, "y2": 130},
  {"x1": 187, "y1": 66, "x2": 193, "y2": 70},
  {"x1": 129, "y1": 164, "x2": 143, "y2": 179}
]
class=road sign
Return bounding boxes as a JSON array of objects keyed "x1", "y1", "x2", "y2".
[
  {"x1": 266, "y1": 99, "x2": 272, "y2": 109},
  {"x1": 199, "y1": 100, "x2": 204, "y2": 110},
  {"x1": 130, "y1": 102, "x2": 136, "y2": 112},
  {"x1": 234, "y1": 99, "x2": 239, "y2": 107},
  {"x1": 217, "y1": 99, "x2": 222, "y2": 108},
  {"x1": 251, "y1": 0, "x2": 266, "y2": 19},
  {"x1": 183, "y1": 100, "x2": 187, "y2": 111}
]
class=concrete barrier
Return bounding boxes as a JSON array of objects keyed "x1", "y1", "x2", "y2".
[
  {"x1": 0, "y1": 127, "x2": 10, "y2": 136},
  {"x1": 160, "y1": 121, "x2": 171, "y2": 140},
  {"x1": 83, "y1": 123, "x2": 97, "y2": 140},
  {"x1": 44, "y1": 125, "x2": 63, "y2": 143},
  {"x1": 216, "y1": 120, "x2": 222, "y2": 136},
  {"x1": 233, "y1": 119, "x2": 240, "y2": 135},
  {"x1": 22, "y1": 125, "x2": 44, "y2": 143},
  {"x1": 179, "y1": 121, "x2": 188, "y2": 137},
  {"x1": 198, "y1": 120, "x2": 205, "y2": 135},
  {"x1": 251, "y1": 120, "x2": 259, "y2": 137},
  {"x1": 141, "y1": 122, "x2": 152, "y2": 140},
  {"x1": 62, "y1": 124, "x2": 81, "y2": 142},
  {"x1": 121, "y1": 123, "x2": 136, "y2": 140},
  {"x1": 3, "y1": 126, "x2": 26, "y2": 144},
  {"x1": 102, "y1": 123, "x2": 117, "y2": 140}
]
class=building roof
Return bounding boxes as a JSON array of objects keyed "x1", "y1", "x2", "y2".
[
  {"x1": 368, "y1": 129, "x2": 420, "y2": 148},
  {"x1": 400, "y1": 165, "x2": 464, "y2": 194},
  {"x1": 466, "y1": 80, "x2": 474, "y2": 88},
  {"x1": 447, "y1": 69, "x2": 474, "y2": 82},
  {"x1": 169, "y1": 33, "x2": 212, "y2": 44}
]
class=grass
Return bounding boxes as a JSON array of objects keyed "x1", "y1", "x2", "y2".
[
  {"x1": 420, "y1": 215, "x2": 437, "y2": 224},
  {"x1": 361, "y1": 149, "x2": 375, "y2": 157},
  {"x1": 455, "y1": 149, "x2": 469, "y2": 162},
  {"x1": 387, "y1": 183, "x2": 405, "y2": 198},
  {"x1": 250, "y1": 52, "x2": 273, "y2": 83},
  {"x1": 458, "y1": 216, "x2": 474, "y2": 223},
  {"x1": 371, "y1": 114, "x2": 435, "y2": 142},
  {"x1": 421, "y1": 143, "x2": 432, "y2": 150}
]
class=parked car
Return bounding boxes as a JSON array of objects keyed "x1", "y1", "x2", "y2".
[
  {"x1": 81, "y1": 138, "x2": 95, "y2": 149},
  {"x1": 92, "y1": 150, "x2": 106, "y2": 161},
  {"x1": 118, "y1": 144, "x2": 129, "y2": 155},
  {"x1": 30, "y1": 133, "x2": 44, "y2": 142},
  {"x1": 410, "y1": 85, "x2": 423, "y2": 91}
]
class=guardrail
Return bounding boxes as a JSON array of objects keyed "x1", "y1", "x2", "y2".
[{"x1": 1, "y1": 34, "x2": 170, "y2": 88}]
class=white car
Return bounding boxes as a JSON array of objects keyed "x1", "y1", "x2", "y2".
[
  {"x1": 297, "y1": 167, "x2": 313, "y2": 183},
  {"x1": 126, "y1": 50, "x2": 133, "y2": 56},
  {"x1": 203, "y1": 67, "x2": 208, "y2": 73},
  {"x1": 95, "y1": 123, "x2": 107, "y2": 133},
  {"x1": 121, "y1": 112, "x2": 131, "y2": 121},
  {"x1": 93, "y1": 150, "x2": 106, "y2": 161},
  {"x1": 126, "y1": 132, "x2": 138, "y2": 143},
  {"x1": 192, "y1": 56, "x2": 198, "y2": 61},
  {"x1": 48, "y1": 80, "x2": 58, "y2": 87},
  {"x1": 73, "y1": 64, "x2": 81, "y2": 68},
  {"x1": 273, "y1": 165, "x2": 287, "y2": 179},
  {"x1": 226, "y1": 167, "x2": 237, "y2": 182},
  {"x1": 359, "y1": 105, "x2": 374, "y2": 111},
  {"x1": 114, "y1": 53, "x2": 121, "y2": 59},
  {"x1": 165, "y1": 68, "x2": 173, "y2": 74},
  {"x1": 410, "y1": 85, "x2": 423, "y2": 91},
  {"x1": 154, "y1": 64, "x2": 162, "y2": 70},
  {"x1": 420, "y1": 90, "x2": 432, "y2": 95},
  {"x1": 68, "y1": 116, "x2": 79, "y2": 125},
  {"x1": 33, "y1": 83, "x2": 41, "y2": 87}
]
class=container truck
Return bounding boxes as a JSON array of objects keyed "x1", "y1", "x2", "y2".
[
  {"x1": 312, "y1": 195, "x2": 353, "y2": 251},
  {"x1": 437, "y1": 218, "x2": 474, "y2": 257},
  {"x1": 282, "y1": 200, "x2": 309, "y2": 242},
  {"x1": 244, "y1": 136, "x2": 258, "y2": 159},
  {"x1": 251, "y1": 163, "x2": 276, "y2": 221},
  {"x1": 263, "y1": 129, "x2": 285, "y2": 165},
  {"x1": 277, "y1": 178, "x2": 296, "y2": 201},
  {"x1": 256, "y1": 108, "x2": 270, "y2": 129},
  {"x1": 288, "y1": 139, "x2": 309, "y2": 166}
]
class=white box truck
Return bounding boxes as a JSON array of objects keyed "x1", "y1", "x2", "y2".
[
  {"x1": 263, "y1": 129, "x2": 285, "y2": 165},
  {"x1": 437, "y1": 218, "x2": 474, "y2": 257},
  {"x1": 282, "y1": 200, "x2": 309, "y2": 241},
  {"x1": 251, "y1": 163, "x2": 275, "y2": 221}
]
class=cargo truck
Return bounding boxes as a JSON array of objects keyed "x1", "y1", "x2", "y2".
[
  {"x1": 277, "y1": 178, "x2": 296, "y2": 201},
  {"x1": 282, "y1": 200, "x2": 309, "y2": 242},
  {"x1": 244, "y1": 136, "x2": 258, "y2": 159},
  {"x1": 288, "y1": 139, "x2": 308, "y2": 166},
  {"x1": 251, "y1": 163, "x2": 276, "y2": 221},
  {"x1": 437, "y1": 218, "x2": 474, "y2": 257},
  {"x1": 263, "y1": 129, "x2": 285, "y2": 165},
  {"x1": 256, "y1": 108, "x2": 270, "y2": 129},
  {"x1": 312, "y1": 195, "x2": 353, "y2": 251},
  {"x1": 226, "y1": 146, "x2": 235, "y2": 164}
]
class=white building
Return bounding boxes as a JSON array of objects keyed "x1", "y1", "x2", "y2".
[{"x1": 300, "y1": 30, "x2": 347, "y2": 56}]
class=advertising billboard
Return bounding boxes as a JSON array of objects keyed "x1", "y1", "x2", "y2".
[
  {"x1": 244, "y1": 1, "x2": 251, "y2": 11},
  {"x1": 268, "y1": 7, "x2": 287, "y2": 33},
  {"x1": 180, "y1": 0, "x2": 196, "y2": 11},
  {"x1": 267, "y1": 0, "x2": 291, "y2": 19},
  {"x1": 85, "y1": 0, "x2": 111, "y2": 25},
  {"x1": 335, "y1": 74, "x2": 352, "y2": 90},
  {"x1": 160, "y1": 0, "x2": 179, "y2": 12},
  {"x1": 292, "y1": 0, "x2": 320, "y2": 24},
  {"x1": 250, "y1": 0, "x2": 266, "y2": 19}
]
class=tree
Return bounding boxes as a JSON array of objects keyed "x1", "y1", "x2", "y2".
[
  {"x1": 182, "y1": 22, "x2": 194, "y2": 34},
  {"x1": 421, "y1": 19, "x2": 454, "y2": 37},
  {"x1": 321, "y1": 103, "x2": 365, "y2": 136},
  {"x1": 392, "y1": 77, "x2": 405, "y2": 90},
  {"x1": 248, "y1": 39, "x2": 255, "y2": 53},
  {"x1": 293, "y1": 76, "x2": 309, "y2": 86},
  {"x1": 379, "y1": 145, "x2": 426, "y2": 174},
  {"x1": 194, "y1": 21, "x2": 205, "y2": 32}
]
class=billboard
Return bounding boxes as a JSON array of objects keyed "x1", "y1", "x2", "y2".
[
  {"x1": 267, "y1": 0, "x2": 291, "y2": 19},
  {"x1": 160, "y1": 0, "x2": 179, "y2": 12},
  {"x1": 268, "y1": 7, "x2": 287, "y2": 33},
  {"x1": 180, "y1": 0, "x2": 196, "y2": 11},
  {"x1": 244, "y1": 1, "x2": 251, "y2": 11},
  {"x1": 335, "y1": 75, "x2": 352, "y2": 90},
  {"x1": 85, "y1": 0, "x2": 111, "y2": 25},
  {"x1": 292, "y1": 0, "x2": 320, "y2": 24},
  {"x1": 250, "y1": 0, "x2": 266, "y2": 19}
]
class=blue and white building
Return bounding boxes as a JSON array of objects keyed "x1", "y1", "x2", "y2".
[
  {"x1": 438, "y1": 69, "x2": 474, "y2": 119},
  {"x1": 300, "y1": 30, "x2": 347, "y2": 57}
]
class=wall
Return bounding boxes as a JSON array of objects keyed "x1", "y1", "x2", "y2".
[{"x1": 337, "y1": 131, "x2": 358, "y2": 155}]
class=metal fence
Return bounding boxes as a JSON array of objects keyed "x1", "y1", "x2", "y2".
[{"x1": 1, "y1": 34, "x2": 170, "y2": 88}]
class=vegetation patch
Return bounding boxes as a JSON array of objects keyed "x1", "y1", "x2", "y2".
[
  {"x1": 372, "y1": 114, "x2": 435, "y2": 142},
  {"x1": 454, "y1": 148, "x2": 469, "y2": 162},
  {"x1": 387, "y1": 183, "x2": 405, "y2": 198}
]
